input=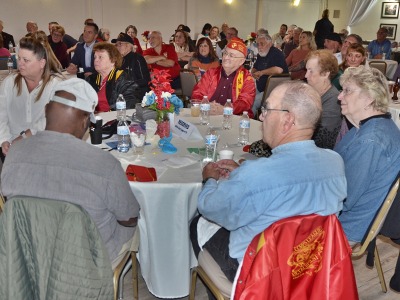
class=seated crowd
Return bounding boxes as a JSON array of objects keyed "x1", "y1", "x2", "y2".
[{"x1": 0, "y1": 14, "x2": 399, "y2": 296}]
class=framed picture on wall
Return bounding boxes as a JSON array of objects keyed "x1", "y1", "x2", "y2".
[
  {"x1": 380, "y1": 24, "x2": 397, "y2": 39},
  {"x1": 381, "y1": 2, "x2": 399, "y2": 18}
]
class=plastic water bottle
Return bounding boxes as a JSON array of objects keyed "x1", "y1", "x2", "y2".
[
  {"x1": 7, "y1": 57, "x2": 13, "y2": 74},
  {"x1": 116, "y1": 94, "x2": 126, "y2": 121},
  {"x1": 8, "y1": 42, "x2": 13, "y2": 53},
  {"x1": 238, "y1": 111, "x2": 250, "y2": 145},
  {"x1": 203, "y1": 127, "x2": 218, "y2": 163},
  {"x1": 222, "y1": 99, "x2": 233, "y2": 130},
  {"x1": 200, "y1": 96, "x2": 210, "y2": 125},
  {"x1": 117, "y1": 118, "x2": 130, "y2": 153}
]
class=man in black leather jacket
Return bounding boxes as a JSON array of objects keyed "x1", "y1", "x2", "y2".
[{"x1": 113, "y1": 33, "x2": 150, "y2": 102}]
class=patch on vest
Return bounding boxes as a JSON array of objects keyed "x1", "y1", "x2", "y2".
[{"x1": 287, "y1": 226, "x2": 324, "y2": 279}]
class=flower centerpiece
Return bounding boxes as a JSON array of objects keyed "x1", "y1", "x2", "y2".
[
  {"x1": 245, "y1": 32, "x2": 257, "y2": 46},
  {"x1": 141, "y1": 30, "x2": 150, "y2": 49},
  {"x1": 141, "y1": 69, "x2": 183, "y2": 138}
]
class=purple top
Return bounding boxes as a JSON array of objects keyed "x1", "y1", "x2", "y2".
[{"x1": 210, "y1": 68, "x2": 236, "y2": 105}]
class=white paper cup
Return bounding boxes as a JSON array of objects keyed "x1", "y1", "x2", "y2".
[{"x1": 219, "y1": 149, "x2": 234, "y2": 160}]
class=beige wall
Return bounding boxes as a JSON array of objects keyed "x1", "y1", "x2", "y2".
[
  {"x1": 350, "y1": 0, "x2": 400, "y2": 42},
  {"x1": 2, "y1": 0, "x2": 372, "y2": 46},
  {"x1": 1, "y1": 0, "x2": 325, "y2": 43}
]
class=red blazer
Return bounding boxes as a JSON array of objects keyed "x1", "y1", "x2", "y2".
[
  {"x1": 191, "y1": 66, "x2": 256, "y2": 118},
  {"x1": 234, "y1": 214, "x2": 359, "y2": 300}
]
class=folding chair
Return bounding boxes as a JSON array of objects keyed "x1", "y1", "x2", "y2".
[
  {"x1": 253, "y1": 74, "x2": 291, "y2": 119},
  {"x1": 369, "y1": 61, "x2": 387, "y2": 77},
  {"x1": 352, "y1": 174, "x2": 400, "y2": 293},
  {"x1": 180, "y1": 69, "x2": 198, "y2": 107},
  {"x1": 113, "y1": 228, "x2": 140, "y2": 300}
]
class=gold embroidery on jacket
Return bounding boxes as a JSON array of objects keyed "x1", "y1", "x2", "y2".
[{"x1": 287, "y1": 226, "x2": 325, "y2": 279}]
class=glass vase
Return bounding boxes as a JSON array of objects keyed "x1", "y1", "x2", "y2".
[{"x1": 156, "y1": 110, "x2": 170, "y2": 138}]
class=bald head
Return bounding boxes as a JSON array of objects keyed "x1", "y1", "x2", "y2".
[
  {"x1": 279, "y1": 81, "x2": 322, "y2": 129},
  {"x1": 45, "y1": 91, "x2": 90, "y2": 139}
]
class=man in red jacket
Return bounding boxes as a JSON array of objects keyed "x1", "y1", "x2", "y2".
[{"x1": 191, "y1": 38, "x2": 256, "y2": 118}]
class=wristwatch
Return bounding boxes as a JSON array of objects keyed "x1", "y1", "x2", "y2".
[{"x1": 20, "y1": 130, "x2": 27, "y2": 138}]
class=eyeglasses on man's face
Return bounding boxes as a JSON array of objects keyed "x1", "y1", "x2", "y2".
[
  {"x1": 260, "y1": 105, "x2": 289, "y2": 116},
  {"x1": 222, "y1": 50, "x2": 244, "y2": 59}
]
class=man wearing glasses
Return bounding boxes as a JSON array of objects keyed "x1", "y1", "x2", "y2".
[
  {"x1": 191, "y1": 38, "x2": 255, "y2": 117},
  {"x1": 190, "y1": 81, "x2": 346, "y2": 284}
]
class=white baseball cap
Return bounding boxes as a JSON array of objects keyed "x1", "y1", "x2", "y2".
[{"x1": 50, "y1": 78, "x2": 98, "y2": 122}]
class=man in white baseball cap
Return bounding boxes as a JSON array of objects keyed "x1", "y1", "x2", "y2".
[{"x1": 1, "y1": 78, "x2": 140, "y2": 270}]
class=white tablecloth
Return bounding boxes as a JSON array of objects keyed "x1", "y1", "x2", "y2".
[
  {"x1": 368, "y1": 59, "x2": 398, "y2": 79},
  {"x1": 389, "y1": 102, "x2": 400, "y2": 129},
  {"x1": 97, "y1": 109, "x2": 262, "y2": 298}
]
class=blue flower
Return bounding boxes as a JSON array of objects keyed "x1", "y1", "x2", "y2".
[{"x1": 169, "y1": 94, "x2": 183, "y2": 114}]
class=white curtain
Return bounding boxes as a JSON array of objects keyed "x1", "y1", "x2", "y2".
[{"x1": 347, "y1": 0, "x2": 378, "y2": 32}]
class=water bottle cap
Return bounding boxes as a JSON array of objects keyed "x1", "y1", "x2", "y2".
[
  {"x1": 227, "y1": 99, "x2": 231, "y2": 102},
  {"x1": 243, "y1": 111, "x2": 248, "y2": 115}
]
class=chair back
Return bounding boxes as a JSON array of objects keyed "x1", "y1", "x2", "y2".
[
  {"x1": 0, "y1": 197, "x2": 114, "y2": 300},
  {"x1": 261, "y1": 74, "x2": 291, "y2": 105},
  {"x1": 0, "y1": 57, "x2": 8, "y2": 70},
  {"x1": 369, "y1": 61, "x2": 387, "y2": 76},
  {"x1": 233, "y1": 214, "x2": 358, "y2": 300},
  {"x1": 180, "y1": 69, "x2": 198, "y2": 102},
  {"x1": 353, "y1": 174, "x2": 400, "y2": 257}
]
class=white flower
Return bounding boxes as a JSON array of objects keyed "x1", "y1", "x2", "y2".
[
  {"x1": 161, "y1": 91, "x2": 172, "y2": 99},
  {"x1": 141, "y1": 91, "x2": 155, "y2": 107}
]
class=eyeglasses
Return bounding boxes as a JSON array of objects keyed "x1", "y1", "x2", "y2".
[
  {"x1": 261, "y1": 105, "x2": 289, "y2": 116},
  {"x1": 222, "y1": 50, "x2": 244, "y2": 59},
  {"x1": 339, "y1": 88, "x2": 361, "y2": 96}
]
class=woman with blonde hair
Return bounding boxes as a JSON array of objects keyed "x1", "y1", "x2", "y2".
[
  {"x1": 286, "y1": 31, "x2": 316, "y2": 80},
  {"x1": 0, "y1": 36, "x2": 63, "y2": 160},
  {"x1": 335, "y1": 66, "x2": 400, "y2": 249}
]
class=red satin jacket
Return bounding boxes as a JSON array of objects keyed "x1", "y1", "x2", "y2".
[
  {"x1": 191, "y1": 66, "x2": 256, "y2": 118},
  {"x1": 234, "y1": 214, "x2": 359, "y2": 300}
]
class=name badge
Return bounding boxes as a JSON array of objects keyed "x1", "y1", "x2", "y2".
[{"x1": 172, "y1": 117, "x2": 194, "y2": 140}]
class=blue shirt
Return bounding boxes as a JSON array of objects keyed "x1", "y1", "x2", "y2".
[
  {"x1": 368, "y1": 39, "x2": 392, "y2": 59},
  {"x1": 335, "y1": 114, "x2": 400, "y2": 242},
  {"x1": 198, "y1": 140, "x2": 346, "y2": 260},
  {"x1": 253, "y1": 47, "x2": 288, "y2": 93}
]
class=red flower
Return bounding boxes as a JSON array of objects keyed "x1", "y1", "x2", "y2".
[
  {"x1": 251, "y1": 32, "x2": 257, "y2": 39},
  {"x1": 142, "y1": 30, "x2": 150, "y2": 38}
]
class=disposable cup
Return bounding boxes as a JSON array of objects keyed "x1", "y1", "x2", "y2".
[
  {"x1": 219, "y1": 149, "x2": 234, "y2": 160},
  {"x1": 190, "y1": 100, "x2": 201, "y2": 117}
]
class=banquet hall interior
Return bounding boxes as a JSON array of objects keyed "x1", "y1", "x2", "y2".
[{"x1": 1, "y1": 0, "x2": 400, "y2": 299}]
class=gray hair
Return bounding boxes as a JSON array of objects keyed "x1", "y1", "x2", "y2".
[
  {"x1": 340, "y1": 66, "x2": 389, "y2": 113},
  {"x1": 257, "y1": 28, "x2": 269, "y2": 36},
  {"x1": 257, "y1": 34, "x2": 272, "y2": 42},
  {"x1": 150, "y1": 31, "x2": 162, "y2": 38},
  {"x1": 279, "y1": 81, "x2": 322, "y2": 129}
]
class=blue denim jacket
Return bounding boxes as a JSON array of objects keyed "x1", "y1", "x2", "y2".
[
  {"x1": 335, "y1": 115, "x2": 400, "y2": 242},
  {"x1": 199, "y1": 140, "x2": 346, "y2": 260}
]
